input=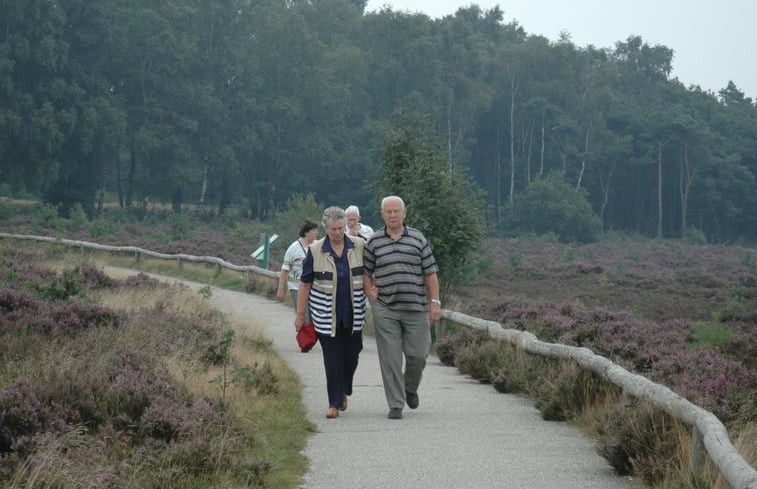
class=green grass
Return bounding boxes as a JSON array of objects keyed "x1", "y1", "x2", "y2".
[
  {"x1": 100, "y1": 250, "x2": 278, "y2": 298},
  {"x1": 691, "y1": 313, "x2": 733, "y2": 349}
]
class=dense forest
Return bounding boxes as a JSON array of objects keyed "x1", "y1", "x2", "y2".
[{"x1": 1, "y1": 0, "x2": 755, "y2": 242}]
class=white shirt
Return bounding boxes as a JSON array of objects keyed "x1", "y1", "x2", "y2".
[
  {"x1": 357, "y1": 223, "x2": 374, "y2": 240},
  {"x1": 281, "y1": 239, "x2": 308, "y2": 290}
]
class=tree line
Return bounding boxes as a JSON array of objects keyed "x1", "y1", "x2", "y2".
[{"x1": 1, "y1": 0, "x2": 755, "y2": 242}]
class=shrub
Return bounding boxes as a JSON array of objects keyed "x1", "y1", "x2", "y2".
[
  {"x1": 0, "y1": 199, "x2": 13, "y2": 222},
  {"x1": 599, "y1": 401, "x2": 688, "y2": 485},
  {"x1": 77, "y1": 264, "x2": 117, "y2": 289},
  {"x1": 529, "y1": 361, "x2": 606, "y2": 422},
  {"x1": 30, "y1": 268, "x2": 84, "y2": 302},
  {"x1": 33, "y1": 204, "x2": 61, "y2": 232},
  {"x1": 373, "y1": 113, "x2": 486, "y2": 292},
  {"x1": 168, "y1": 212, "x2": 191, "y2": 241},
  {"x1": 90, "y1": 217, "x2": 120, "y2": 238},
  {"x1": 271, "y1": 193, "x2": 323, "y2": 249},
  {"x1": 0, "y1": 287, "x2": 121, "y2": 336},
  {"x1": 503, "y1": 173, "x2": 602, "y2": 244},
  {"x1": 489, "y1": 343, "x2": 530, "y2": 394},
  {"x1": 692, "y1": 313, "x2": 732, "y2": 349},
  {"x1": 434, "y1": 329, "x2": 488, "y2": 366},
  {"x1": 490, "y1": 368, "x2": 510, "y2": 393},
  {"x1": 249, "y1": 361, "x2": 280, "y2": 396},
  {"x1": 454, "y1": 340, "x2": 508, "y2": 383},
  {"x1": 560, "y1": 246, "x2": 576, "y2": 263},
  {"x1": 2, "y1": 427, "x2": 114, "y2": 488},
  {"x1": 105, "y1": 348, "x2": 180, "y2": 421},
  {"x1": 139, "y1": 397, "x2": 193, "y2": 443},
  {"x1": 685, "y1": 226, "x2": 708, "y2": 245},
  {"x1": 0, "y1": 379, "x2": 48, "y2": 454},
  {"x1": 90, "y1": 206, "x2": 134, "y2": 238},
  {"x1": 742, "y1": 251, "x2": 756, "y2": 272},
  {"x1": 121, "y1": 272, "x2": 162, "y2": 288},
  {"x1": 68, "y1": 203, "x2": 89, "y2": 229}
]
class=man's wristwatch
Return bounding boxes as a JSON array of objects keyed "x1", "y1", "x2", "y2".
[{"x1": 431, "y1": 299, "x2": 441, "y2": 307}]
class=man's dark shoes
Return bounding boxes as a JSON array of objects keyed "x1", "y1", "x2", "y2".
[
  {"x1": 405, "y1": 390, "x2": 419, "y2": 409},
  {"x1": 388, "y1": 408, "x2": 403, "y2": 419}
]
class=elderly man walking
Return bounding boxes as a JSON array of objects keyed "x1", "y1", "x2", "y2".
[
  {"x1": 363, "y1": 195, "x2": 442, "y2": 419},
  {"x1": 345, "y1": 205, "x2": 374, "y2": 240}
]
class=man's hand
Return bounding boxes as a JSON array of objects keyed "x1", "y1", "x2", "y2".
[
  {"x1": 430, "y1": 302, "x2": 442, "y2": 322},
  {"x1": 366, "y1": 286, "x2": 378, "y2": 302},
  {"x1": 364, "y1": 275, "x2": 377, "y2": 302}
]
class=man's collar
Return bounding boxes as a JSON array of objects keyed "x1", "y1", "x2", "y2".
[{"x1": 382, "y1": 225, "x2": 407, "y2": 237}]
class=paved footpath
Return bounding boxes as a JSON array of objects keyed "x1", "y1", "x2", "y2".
[{"x1": 108, "y1": 268, "x2": 639, "y2": 489}]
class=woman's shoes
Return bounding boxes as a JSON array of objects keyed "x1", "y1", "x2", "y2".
[{"x1": 327, "y1": 394, "x2": 349, "y2": 418}]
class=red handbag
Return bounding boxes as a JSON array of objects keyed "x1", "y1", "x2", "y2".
[{"x1": 296, "y1": 321, "x2": 317, "y2": 352}]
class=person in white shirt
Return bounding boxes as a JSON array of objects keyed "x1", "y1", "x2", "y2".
[
  {"x1": 345, "y1": 205, "x2": 373, "y2": 240},
  {"x1": 277, "y1": 219, "x2": 319, "y2": 317}
]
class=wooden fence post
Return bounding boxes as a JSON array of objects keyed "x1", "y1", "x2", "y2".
[
  {"x1": 621, "y1": 390, "x2": 636, "y2": 409},
  {"x1": 177, "y1": 257, "x2": 183, "y2": 270},
  {"x1": 691, "y1": 425, "x2": 706, "y2": 476}
]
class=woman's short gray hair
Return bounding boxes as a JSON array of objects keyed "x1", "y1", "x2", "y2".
[{"x1": 321, "y1": 206, "x2": 346, "y2": 228}]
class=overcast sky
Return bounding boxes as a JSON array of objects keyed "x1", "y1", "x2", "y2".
[{"x1": 364, "y1": 0, "x2": 757, "y2": 99}]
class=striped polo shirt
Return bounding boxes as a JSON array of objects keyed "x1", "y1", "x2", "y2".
[{"x1": 364, "y1": 225, "x2": 438, "y2": 312}]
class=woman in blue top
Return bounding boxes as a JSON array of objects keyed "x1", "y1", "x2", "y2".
[{"x1": 295, "y1": 207, "x2": 367, "y2": 418}]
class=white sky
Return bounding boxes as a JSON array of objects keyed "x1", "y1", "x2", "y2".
[{"x1": 364, "y1": 0, "x2": 757, "y2": 99}]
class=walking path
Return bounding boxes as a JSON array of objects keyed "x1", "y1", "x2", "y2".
[{"x1": 108, "y1": 268, "x2": 639, "y2": 489}]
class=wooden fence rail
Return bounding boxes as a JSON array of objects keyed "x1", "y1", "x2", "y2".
[
  {"x1": 1, "y1": 232, "x2": 755, "y2": 489},
  {"x1": 0, "y1": 232, "x2": 279, "y2": 279}
]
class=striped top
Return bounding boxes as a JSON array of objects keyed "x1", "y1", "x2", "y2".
[
  {"x1": 364, "y1": 225, "x2": 438, "y2": 312},
  {"x1": 302, "y1": 236, "x2": 367, "y2": 336}
]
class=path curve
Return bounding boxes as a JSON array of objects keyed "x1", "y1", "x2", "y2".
[{"x1": 106, "y1": 267, "x2": 639, "y2": 489}]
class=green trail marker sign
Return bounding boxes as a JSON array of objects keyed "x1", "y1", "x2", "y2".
[{"x1": 250, "y1": 233, "x2": 279, "y2": 269}]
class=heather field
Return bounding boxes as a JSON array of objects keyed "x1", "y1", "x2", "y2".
[
  {"x1": 0, "y1": 201, "x2": 755, "y2": 488},
  {"x1": 0, "y1": 244, "x2": 312, "y2": 487},
  {"x1": 450, "y1": 236, "x2": 757, "y2": 420},
  {"x1": 441, "y1": 237, "x2": 756, "y2": 487}
]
